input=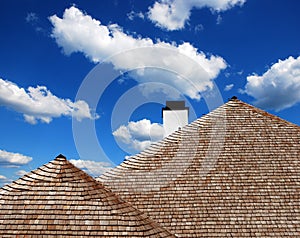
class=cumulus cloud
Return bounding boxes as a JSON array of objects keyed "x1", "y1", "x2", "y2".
[
  {"x1": 148, "y1": 0, "x2": 246, "y2": 31},
  {"x1": 0, "y1": 78, "x2": 98, "y2": 124},
  {"x1": 113, "y1": 119, "x2": 164, "y2": 153},
  {"x1": 0, "y1": 149, "x2": 32, "y2": 166},
  {"x1": 243, "y1": 56, "x2": 300, "y2": 111},
  {"x1": 49, "y1": 6, "x2": 153, "y2": 61},
  {"x1": 224, "y1": 83, "x2": 234, "y2": 91},
  {"x1": 69, "y1": 159, "x2": 112, "y2": 177},
  {"x1": 49, "y1": 6, "x2": 226, "y2": 100}
]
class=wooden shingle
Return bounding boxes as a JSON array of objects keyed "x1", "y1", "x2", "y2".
[
  {"x1": 0, "y1": 155, "x2": 175, "y2": 237},
  {"x1": 99, "y1": 98, "x2": 300, "y2": 237}
]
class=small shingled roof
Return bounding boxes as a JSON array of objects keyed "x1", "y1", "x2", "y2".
[
  {"x1": 99, "y1": 98, "x2": 300, "y2": 237},
  {"x1": 0, "y1": 155, "x2": 175, "y2": 237}
]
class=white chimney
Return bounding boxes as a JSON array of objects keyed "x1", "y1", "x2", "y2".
[{"x1": 162, "y1": 101, "x2": 189, "y2": 137}]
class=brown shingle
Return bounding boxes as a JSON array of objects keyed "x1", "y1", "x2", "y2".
[
  {"x1": 99, "y1": 99, "x2": 300, "y2": 237},
  {"x1": 0, "y1": 155, "x2": 175, "y2": 237}
]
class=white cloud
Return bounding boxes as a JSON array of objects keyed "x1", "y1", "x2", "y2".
[
  {"x1": 194, "y1": 24, "x2": 204, "y2": 32},
  {"x1": 15, "y1": 170, "x2": 28, "y2": 177},
  {"x1": 0, "y1": 175, "x2": 8, "y2": 180},
  {"x1": 0, "y1": 149, "x2": 32, "y2": 165},
  {"x1": 49, "y1": 6, "x2": 226, "y2": 100},
  {"x1": 127, "y1": 10, "x2": 145, "y2": 21},
  {"x1": 113, "y1": 119, "x2": 164, "y2": 153},
  {"x1": 0, "y1": 175, "x2": 11, "y2": 184},
  {"x1": 25, "y1": 12, "x2": 38, "y2": 23},
  {"x1": 49, "y1": 6, "x2": 153, "y2": 62},
  {"x1": 0, "y1": 78, "x2": 98, "y2": 124},
  {"x1": 244, "y1": 56, "x2": 300, "y2": 111},
  {"x1": 0, "y1": 174, "x2": 12, "y2": 187},
  {"x1": 69, "y1": 159, "x2": 112, "y2": 177},
  {"x1": 147, "y1": 0, "x2": 246, "y2": 31},
  {"x1": 237, "y1": 70, "x2": 243, "y2": 75},
  {"x1": 216, "y1": 14, "x2": 222, "y2": 25},
  {"x1": 224, "y1": 83, "x2": 234, "y2": 91}
]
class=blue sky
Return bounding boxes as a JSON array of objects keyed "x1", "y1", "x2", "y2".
[{"x1": 1, "y1": 0, "x2": 300, "y2": 185}]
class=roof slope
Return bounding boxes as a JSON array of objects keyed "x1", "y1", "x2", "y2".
[
  {"x1": 0, "y1": 155, "x2": 175, "y2": 237},
  {"x1": 99, "y1": 99, "x2": 300, "y2": 237}
]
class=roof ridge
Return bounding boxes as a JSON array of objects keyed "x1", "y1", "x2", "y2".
[{"x1": 226, "y1": 99, "x2": 300, "y2": 129}]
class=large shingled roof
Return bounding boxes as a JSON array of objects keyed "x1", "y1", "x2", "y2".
[
  {"x1": 0, "y1": 155, "x2": 175, "y2": 237},
  {"x1": 99, "y1": 98, "x2": 300, "y2": 237}
]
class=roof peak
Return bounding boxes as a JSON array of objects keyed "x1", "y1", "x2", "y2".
[
  {"x1": 2, "y1": 154, "x2": 104, "y2": 195},
  {"x1": 229, "y1": 95, "x2": 238, "y2": 101},
  {"x1": 0, "y1": 157, "x2": 175, "y2": 237},
  {"x1": 55, "y1": 153, "x2": 67, "y2": 160},
  {"x1": 99, "y1": 97, "x2": 300, "y2": 237}
]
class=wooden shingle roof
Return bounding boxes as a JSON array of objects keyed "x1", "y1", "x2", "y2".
[
  {"x1": 99, "y1": 98, "x2": 300, "y2": 237},
  {"x1": 0, "y1": 155, "x2": 175, "y2": 237}
]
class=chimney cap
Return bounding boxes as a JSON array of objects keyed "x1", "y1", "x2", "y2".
[{"x1": 162, "y1": 101, "x2": 189, "y2": 111}]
